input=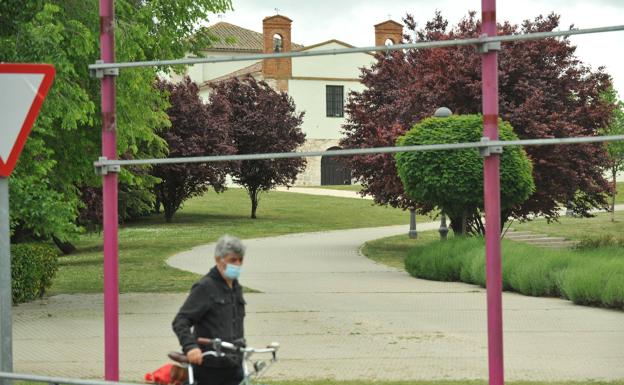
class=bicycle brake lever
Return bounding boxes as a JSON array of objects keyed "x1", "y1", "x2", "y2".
[{"x1": 213, "y1": 338, "x2": 222, "y2": 356}]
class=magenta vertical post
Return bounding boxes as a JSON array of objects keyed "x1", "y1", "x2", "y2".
[
  {"x1": 481, "y1": 0, "x2": 504, "y2": 384},
  {"x1": 100, "y1": 0, "x2": 119, "y2": 381}
]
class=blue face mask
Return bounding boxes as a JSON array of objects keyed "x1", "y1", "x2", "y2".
[{"x1": 224, "y1": 264, "x2": 241, "y2": 280}]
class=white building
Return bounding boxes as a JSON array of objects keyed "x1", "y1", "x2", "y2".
[{"x1": 182, "y1": 15, "x2": 403, "y2": 185}]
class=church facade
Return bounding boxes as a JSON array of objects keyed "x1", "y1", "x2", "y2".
[{"x1": 180, "y1": 15, "x2": 403, "y2": 185}]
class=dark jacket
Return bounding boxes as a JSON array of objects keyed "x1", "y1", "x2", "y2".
[{"x1": 172, "y1": 266, "x2": 246, "y2": 367}]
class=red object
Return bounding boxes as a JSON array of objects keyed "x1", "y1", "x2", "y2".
[
  {"x1": 145, "y1": 363, "x2": 187, "y2": 385},
  {"x1": 0, "y1": 63, "x2": 55, "y2": 177}
]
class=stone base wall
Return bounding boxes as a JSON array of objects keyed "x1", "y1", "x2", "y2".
[{"x1": 295, "y1": 138, "x2": 341, "y2": 186}]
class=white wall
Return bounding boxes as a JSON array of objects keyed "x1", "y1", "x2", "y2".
[
  {"x1": 185, "y1": 51, "x2": 261, "y2": 85},
  {"x1": 189, "y1": 42, "x2": 375, "y2": 140},
  {"x1": 292, "y1": 41, "x2": 374, "y2": 79},
  {"x1": 289, "y1": 79, "x2": 366, "y2": 140}
]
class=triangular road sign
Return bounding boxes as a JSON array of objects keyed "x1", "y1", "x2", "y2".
[{"x1": 0, "y1": 63, "x2": 55, "y2": 177}]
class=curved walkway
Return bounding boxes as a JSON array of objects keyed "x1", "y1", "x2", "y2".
[
  {"x1": 12, "y1": 224, "x2": 624, "y2": 382},
  {"x1": 168, "y1": 225, "x2": 624, "y2": 381}
]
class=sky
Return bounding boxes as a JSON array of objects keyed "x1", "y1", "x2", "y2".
[{"x1": 211, "y1": 0, "x2": 624, "y2": 98}]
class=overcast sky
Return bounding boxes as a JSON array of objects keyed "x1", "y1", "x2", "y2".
[{"x1": 213, "y1": 0, "x2": 624, "y2": 97}]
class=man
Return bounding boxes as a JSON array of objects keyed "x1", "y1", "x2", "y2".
[{"x1": 173, "y1": 235, "x2": 246, "y2": 385}]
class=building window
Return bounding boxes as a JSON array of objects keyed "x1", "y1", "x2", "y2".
[
  {"x1": 273, "y1": 33, "x2": 283, "y2": 52},
  {"x1": 326, "y1": 85, "x2": 344, "y2": 117}
]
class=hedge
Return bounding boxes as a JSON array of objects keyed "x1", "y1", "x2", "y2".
[
  {"x1": 11, "y1": 243, "x2": 59, "y2": 304},
  {"x1": 404, "y1": 237, "x2": 624, "y2": 310}
]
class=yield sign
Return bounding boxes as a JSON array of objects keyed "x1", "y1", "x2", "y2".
[{"x1": 0, "y1": 63, "x2": 55, "y2": 177}]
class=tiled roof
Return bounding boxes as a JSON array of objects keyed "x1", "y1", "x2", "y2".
[
  {"x1": 201, "y1": 61, "x2": 263, "y2": 86},
  {"x1": 205, "y1": 22, "x2": 304, "y2": 52}
]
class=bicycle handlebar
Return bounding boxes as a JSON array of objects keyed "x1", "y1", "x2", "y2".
[
  {"x1": 197, "y1": 337, "x2": 239, "y2": 352},
  {"x1": 196, "y1": 338, "x2": 280, "y2": 354},
  {"x1": 170, "y1": 338, "x2": 280, "y2": 383}
]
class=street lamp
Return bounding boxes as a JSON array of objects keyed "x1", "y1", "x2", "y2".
[
  {"x1": 408, "y1": 206, "x2": 417, "y2": 239},
  {"x1": 434, "y1": 107, "x2": 452, "y2": 240},
  {"x1": 434, "y1": 107, "x2": 452, "y2": 118},
  {"x1": 439, "y1": 213, "x2": 449, "y2": 240},
  {"x1": 406, "y1": 107, "x2": 453, "y2": 240}
]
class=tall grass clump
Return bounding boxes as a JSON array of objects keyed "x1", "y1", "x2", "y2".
[
  {"x1": 405, "y1": 236, "x2": 483, "y2": 282},
  {"x1": 403, "y1": 237, "x2": 624, "y2": 310},
  {"x1": 559, "y1": 247, "x2": 624, "y2": 308},
  {"x1": 576, "y1": 235, "x2": 624, "y2": 249}
]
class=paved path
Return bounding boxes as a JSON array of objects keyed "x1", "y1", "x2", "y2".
[
  {"x1": 166, "y1": 226, "x2": 624, "y2": 382},
  {"x1": 12, "y1": 222, "x2": 624, "y2": 382},
  {"x1": 275, "y1": 186, "x2": 624, "y2": 213},
  {"x1": 275, "y1": 186, "x2": 370, "y2": 200}
]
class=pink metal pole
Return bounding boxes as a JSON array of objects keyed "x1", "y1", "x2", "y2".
[
  {"x1": 481, "y1": 0, "x2": 504, "y2": 384},
  {"x1": 99, "y1": 0, "x2": 119, "y2": 381}
]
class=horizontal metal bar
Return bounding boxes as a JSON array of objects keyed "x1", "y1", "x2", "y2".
[
  {"x1": 88, "y1": 25, "x2": 624, "y2": 71},
  {"x1": 0, "y1": 372, "x2": 136, "y2": 385},
  {"x1": 93, "y1": 135, "x2": 624, "y2": 168}
]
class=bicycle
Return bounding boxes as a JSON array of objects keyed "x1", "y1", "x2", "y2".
[{"x1": 168, "y1": 338, "x2": 280, "y2": 385}]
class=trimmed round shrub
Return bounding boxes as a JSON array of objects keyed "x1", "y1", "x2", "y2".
[
  {"x1": 395, "y1": 115, "x2": 535, "y2": 229},
  {"x1": 11, "y1": 243, "x2": 59, "y2": 304}
]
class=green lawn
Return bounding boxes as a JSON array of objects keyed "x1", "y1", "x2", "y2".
[
  {"x1": 50, "y1": 188, "x2": 416, "y2": 295},
  {"x1": 363, "y1": 211, "x2": 624, "y2": 267},
  {"x1": 306, "y1": 182, "x2": 624, "y2": 200},
  {"x1": 361, "y1": 231, "x2": 440, "y2": 270},
  {"x1": 511, "y1": 211, "x2": 624, "y2": 240},
  {"x1": 616, "y1": 182, "x2": 624, "y2": 204}
]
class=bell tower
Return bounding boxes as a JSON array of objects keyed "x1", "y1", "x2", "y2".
[{"x1": 262, "y1": 15, "x2": 293, "y2": 91}]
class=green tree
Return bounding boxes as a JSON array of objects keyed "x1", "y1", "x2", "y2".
[
  {"x1": 0, "y1": 0, "x2": 232, "y2": 247},
  {"x1": 601, "y1": 88, "x2": 624, "y2": 221},
  {"x1": 395, "y1": 115, "x2": 535, "y2": 235}
]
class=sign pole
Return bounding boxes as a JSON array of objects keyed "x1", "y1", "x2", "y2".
[
  {"x1": 481, "y1": 0, "x2": 505, "y2": 385},
  {"x1": 1, "y1": 63, "x2": 54, "y2": 385},
  {"x1": 99, "y1": 0, "x2": 120, "y2": 380},
  {"x1": 0, "y1": 177, "x2": 12, "y2": 385}
]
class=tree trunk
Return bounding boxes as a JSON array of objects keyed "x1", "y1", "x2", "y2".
[
  {"x1": 164, "y1": 202, "x2": 175, "y2": 223},
  {"x1": 154, "y1": 193, "x2": 161, "y2": 214},
  {"x1": 461, "y1": 210, "x2": 467, "y2": 235},
  {"x1": 52, "y1": 235, "x2": 76, "y2": 255},
  {"x1": 474, "y1": 214, "x2": 485, "y2": 235},
  {"x1": 249, "y1": 188, "x2": 260, "y2": 219},
  {"x1": 612, "y1": 167, "x2": 617, "y2": 222},
  {"x1": 449, "y1": 215, "x2": 462, "y2": 235}
]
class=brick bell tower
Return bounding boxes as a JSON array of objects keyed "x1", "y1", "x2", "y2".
[
  {"x1": 374, "y1": 20, "x2": 404, "y2": 46},
  {"x1": 262, "y1": 15, "x2": 292, "y2": 92}
]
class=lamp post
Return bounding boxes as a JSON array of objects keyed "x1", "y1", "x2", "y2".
[
  {"x1": 434, "y1": 107, "x2": 452, "y2": 239},
  {"x1": 439, "y1": 213, "x2": 449, "y2": 240},
  {"x1": 408, "y1": 207, "x2": 417, "y2": 239}
]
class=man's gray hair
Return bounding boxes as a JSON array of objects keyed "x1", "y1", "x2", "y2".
[{"x1": 214, "y1": 235, "x2": 246, "y2": 258}]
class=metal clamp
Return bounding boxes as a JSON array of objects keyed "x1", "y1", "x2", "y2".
[
  {"x1": 477, "y1": 34, "x2": 502, "y2": 53},
  {"x1": 90, "y1": 60, "x2": 119, "y2": 78},
  {"x1": 95, "y1": 156, "x2": 121, "y2": 175},
  {"x1": 479, "y1": 137, "x2": 503, "y2": 157}
]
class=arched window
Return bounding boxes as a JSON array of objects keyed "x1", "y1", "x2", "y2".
[
  {"x1": 383, "y1": 38, "x2": 395, "y2": 58},
  {"x1": 321, "y1": 147, "x2": 352, "y2": 186},
  {"x1": 273, "y1": 34, "x2": 283, "y2": 52}
]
